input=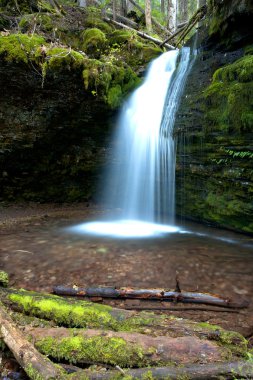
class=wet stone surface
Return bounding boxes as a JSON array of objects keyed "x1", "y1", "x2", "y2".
[{"x1": 0, "y1": 203, "x2": 253, "y2": 338}]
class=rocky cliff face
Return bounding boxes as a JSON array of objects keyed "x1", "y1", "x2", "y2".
[
  {"x1": 175, "y1": 0, "x2": 253, "y2": 233},
  {"x1": 0, "y1": 4, "x2": 160, "y2": 201}
]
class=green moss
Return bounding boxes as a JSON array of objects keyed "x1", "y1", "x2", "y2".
[
  {"x1": 81, "y1": 28, "x2": 107, "y2": 57},
  {"x1": 44, "y1": 47, "x2": 85, "y2": 71},
  {"x1": 0, "y1": 33, "x2": 45, "y2": 63},
  {"x1": 244, "y1": 45, "x2": 253, "y2": 56},
  {"x1": 0, "y1": 271, "x2": 8, "y2": 287},
  {"x1": 107, "y1": 84, "x2": 122, "y2": 108},
  {"x1": 109, "y1": 30, "x2": 135, "y2": 45},
  {"x1": 197, "y1": 322, "x2": 248, "y2": 357},
  {"x1": 85, "y1": 16, "x2": 113, "y2": 33},
  {"x1": 25, "y1": 362, "x2": 66, "y2": 380},
  {"x1": 213, "y1": 55, "x2": 253, "y2": 83},
  {"x1": 11, "y1": 310, "x2": 56, "y2": 327},
  {"x1": 203, "y1": 54, "x2": 253, "y2": 133},
  {"x1": 7, "y1": 290, "x2": 160, "y2": 331},
  {"x1": 82, "y1": 58, "x2": 139, "y2": 108},
  {"x1": 36, "y1": 335, "x2": 147, "y2": 367},
  {"x1": 142, "y1": 46, "x2": 162, "y2": 62},
  {"x1": 9, "y1": 292, "x2": 115, "y2": 328},
  {"x1": 25, "y1": 364, "x2": 45, "y2": 380}
]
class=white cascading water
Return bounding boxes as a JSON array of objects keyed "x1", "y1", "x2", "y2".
[{"x1": 69, "y1": 48, "x2": 192, "y2": 237}]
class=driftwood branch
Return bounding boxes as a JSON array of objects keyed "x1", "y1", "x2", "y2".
[
  {"x1": 53, "y1": 285, "x2": 249, "y2": 308},
  {"x1": 103, "y1": 16, "x2": 175, "y2": 50},
  {"x1": 0, "y1": 303, "x2": 64, "y2": 379}
]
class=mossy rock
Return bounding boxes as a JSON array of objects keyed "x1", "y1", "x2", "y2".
[
  {"x1": 109, "y1": 30, "x2": 136, "y2": 45},
  {"x1": 213, "y1": 55, "x2": 253, "y2": 83},
  {"x1": 203, "y1": 53, "x2": 253, "y2": 133},
  {"x1": 82, "y1": 58, "x2": 139, "y2": 108},
  {"x1": 44, "y1": 47, "x2": 85, "y2": 71},
  {"x1": 0, "y1": 33, "x2": 45, "y2": 63},
  {"x1": 81, "y1": 28, "x2": 107, "y2": 58},
  {"x1": 141, "y1": 46, "x2": 162, "y2": 63},
  {"x1": 84, "y1": 15, "x2": 113, "y2": 34}
]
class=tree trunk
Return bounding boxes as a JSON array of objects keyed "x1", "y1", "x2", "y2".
[
  {"x1": 182, "y1": 0, "x2": 188, "y2": 21},
  {"x1": 178, "y1": 0, "x2": 188, "y2": 23},
  {"x1": 161, "y1": 0, "x2": 165, "y2": 14},
  {"x1": 112, "y1": 0, "x2": 116, "y2": 20},
  {"x1": 168, "y1": 0, "x2": 177, "y2": 33},
  {"x1": 120, "y1": 0, "x2": 127, "y2": 16},
  {"x1": 145, "y1": 0, "x2": 152, "y2": 32},
  {"x1": 128, "y1": 0, "x2": 171, "y2": 34}
]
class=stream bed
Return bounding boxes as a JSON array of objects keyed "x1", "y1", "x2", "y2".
[{"x1": 0, "y1": 203, "x2": 253, "y2": 339}]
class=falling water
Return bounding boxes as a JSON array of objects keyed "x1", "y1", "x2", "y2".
[{"x1": 69, "y1": 48, "x2": 193, "y2": 237}]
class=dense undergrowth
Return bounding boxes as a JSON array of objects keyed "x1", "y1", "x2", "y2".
[{"x1": 0, "y1": 4, "x2": 162, "y2": 109}]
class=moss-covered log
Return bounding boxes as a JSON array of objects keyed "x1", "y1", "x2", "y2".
[
  {"x1": 0, "y1": 287, "x2": 248, "y2": 357},
  {"x1": 25, "y1": 326, "x2": 228, "y2": 367},
  {"x1": 68, "y1": 361, "x2": 253, "y2": 380}
]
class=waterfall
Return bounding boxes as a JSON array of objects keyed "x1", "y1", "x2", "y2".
[{"x1": 69, "y1": 48, "x2": 192, "y2": 237}]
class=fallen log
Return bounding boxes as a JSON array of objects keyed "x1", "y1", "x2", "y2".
[
  {"x1": 0, "y1": 287, "x2": 248, "y2": 359},
  {"x1": 124, "y1": 302, "x2": 240, "y2": 313},
  {"x1": 69, "y1": 361, "x2": 253, "y2": 379},
  {"x1": 25, "y1": 326, "x2": 228, "y2": 367},
  {"x1": 53, "y1": 285, "x2": 249, "y2": 309},
  {"x1": 103, "y1": 17, "x2": 175, "y2": 50},
  {"x1": 0, "y1": 287, "x2": 248, "y2": 354},
  {"x1": 106, "y1": 11, "x2": 139, "y2": 29},
  {"x1": 0, "y1": 303, "x2": 65, "y2": 380}
]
